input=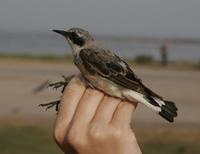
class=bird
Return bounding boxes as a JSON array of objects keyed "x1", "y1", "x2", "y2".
[{"x1": 45, "y1": 27, "x2": 178, "y2": 122}]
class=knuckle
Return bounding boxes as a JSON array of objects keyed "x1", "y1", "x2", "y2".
[
  {"x1": 88, "y1": 125, "x2": 123, "y2": 142},
  {"x1": 88, "y1": 125, "x2": 105, "y2": 140},
  {"x1": 110, "y1": 127, "x2": 123, "y2": 139},
  {"x1": 53, "y1": 127, "x2": 65, "y2": 144},
  {"x1": 67, "y1": 128, "x2": 79, "y2": 144},
  {"x1": 67, "y1": 126, "x2": 86, "y2": 147}
]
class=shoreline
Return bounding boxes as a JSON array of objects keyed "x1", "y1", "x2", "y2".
[
  {"x1": 0, "y1": 54, "x2": 199, "y2": 71},
  {"x1": 0, "y1": 59, "x2": 200, "y2": 125}
]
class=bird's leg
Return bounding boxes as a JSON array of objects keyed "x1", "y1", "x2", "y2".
[
  {"x1": 39, "y1": 100, "x2": 61, "y2": 111},
  {"x1": 49, "y1": 75, "x2": 75, "y2": 93},
  {"x1": 39, "y1": 75, "x2": 75, "y2": 111},
  {"x1": 61, "y1": 75, "x2": 75, "y2": 93}
]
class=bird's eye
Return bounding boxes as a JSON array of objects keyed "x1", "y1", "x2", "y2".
[
  {"x1": 70, "y1": 32, "x2": 85, "y2": 46},
  {"x1": 71, "y1": 32, "x2": 79, "y2": 38}
]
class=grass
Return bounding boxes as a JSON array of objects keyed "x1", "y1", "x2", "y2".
[
  {"x1": 0, "y1": 121, "x2": 199, "y2": 154},
  {"x1": 0, "y1": 124, "x2": 61, "y2": 154},
  {"x1": 0, "y1": 53, "x2": 73, "y2": 63},
  {"x1": 132, "y1": 54, "x2": 155, "y2": 64},
  {"x1": 194, "y1": 60, "x2": 200, "y2": 69},
  {"x1": 135, "y1": 126, "x2": 200, "y2": 154}
]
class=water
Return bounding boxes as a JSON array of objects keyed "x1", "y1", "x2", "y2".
[{"x1": 0, "y1": 32, "x2": 200, "y2": 62}]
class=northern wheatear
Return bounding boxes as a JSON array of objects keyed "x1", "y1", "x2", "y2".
[{"x1": 40, "y1": 28, "x2": 178, "y2": 122}]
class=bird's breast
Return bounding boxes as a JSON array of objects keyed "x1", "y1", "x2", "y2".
[
  {"x1": 84, "y1": 73, "x2": 123, "y2": 98},
  {"x1": 74, "y1": 56, "x2": 124, "y2": 98}
]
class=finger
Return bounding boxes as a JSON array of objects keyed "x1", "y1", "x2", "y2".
[
  {"x1": 92, "y1": 96, "x2": 121, "y2": 125},
  {"x1": 71, "y1": 88, "x2": 104, "y2": 126},
  {"x1": 54, "y1": 77, "x2": 86, "y2": 132},
  {"x1": 111, "y1": 101, "x2": 138, "y2": 127}
]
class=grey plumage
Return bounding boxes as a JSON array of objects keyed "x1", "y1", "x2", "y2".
[{"x1": 50, "y1": 27, "x2": 178, "y2": 122}]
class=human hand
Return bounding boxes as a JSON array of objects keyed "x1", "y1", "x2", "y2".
[{"x1": 53, "y1": 77, "x2": 142, "y2": 154}]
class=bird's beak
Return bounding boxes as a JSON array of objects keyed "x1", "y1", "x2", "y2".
[{"x1": 52, "y1": 30, "x2": 70, "y2": 37}]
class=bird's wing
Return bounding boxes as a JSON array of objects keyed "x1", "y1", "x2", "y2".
[{"x1": 79, "y1": 48, "x2": 150, "y2": 95}]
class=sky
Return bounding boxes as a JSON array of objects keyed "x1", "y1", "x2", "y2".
[{"x1": 0, "y1": 0, "x2": 200, "y2": 38}]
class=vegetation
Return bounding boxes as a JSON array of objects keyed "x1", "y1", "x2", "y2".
[
  {"x1": 0, "y1": 122, "x2": 199, "y2": 154},
  {"x1": 135, "y1": 126, "x2": 200, "y2": 154},
  {"x1": 194, "y1": 60, "x2": 200, "y2": 69},
  {"x1": 133, "y1": 54, "x2": 155, "y2": 64},
  {"x1": 0, "y1": 53, "x2": 73, "y2": 63},
  {"x1": 0, "y1": 124, "x2": 61, "y2": 154}
]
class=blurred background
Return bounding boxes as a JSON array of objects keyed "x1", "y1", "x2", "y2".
[{"x1": 0, "y1": 0, "x2": 200, "y2": 154}]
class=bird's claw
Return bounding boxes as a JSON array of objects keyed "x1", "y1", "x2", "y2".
[
  {"x1": 49, "y1": 81, "x2": 65, "y2": 90},
  {"x1": 48, "y1": 75, "x2": 75, "y2": 92},
  {"x1": 39, "y1": 75, "x2": 75, "y2": 112},
  {"x1": 39, "y1": 100, "x2": 60, "y2": 111}
]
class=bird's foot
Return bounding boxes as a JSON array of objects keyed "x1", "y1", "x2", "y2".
[
  {"x1": 49, "y1": 75, "x2": 75, "y2": 93},
  {"x1": 39, "y1": 100, "x2": 60, "y2": 111},
  {"x1": 38, "y1": 75, "x2": 75, "y2": 112}
]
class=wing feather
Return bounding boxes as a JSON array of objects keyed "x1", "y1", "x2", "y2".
[
  {"x1": 79, "y1": 48, "x2": 147, "y2": 94},
  {"x1": 79, "y1": 48, "x2": 163, "y2": 100}
]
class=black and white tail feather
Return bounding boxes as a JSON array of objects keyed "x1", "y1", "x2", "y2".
[{"x1": 124, "y1": 89, "x2": 178, "y2": 122}]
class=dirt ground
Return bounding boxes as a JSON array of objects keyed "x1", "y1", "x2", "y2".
[{"x1": 0, "y1": 59, "x2": 199, "y2": 126}]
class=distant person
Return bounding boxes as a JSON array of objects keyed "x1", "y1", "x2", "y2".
[{"x1": 160, "y1": 43, "x2": 169, "y2": 66}]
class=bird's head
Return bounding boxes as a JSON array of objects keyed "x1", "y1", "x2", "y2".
[{"x1": 53, "y1": 28, "x2": 94, "y2": 55}]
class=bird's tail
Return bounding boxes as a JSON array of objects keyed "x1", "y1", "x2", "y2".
[
  {"x1": 124, "y1": 90, "x2": 178, "y2": 122},
  {"x1": 158, "y1": 101, "x2": 178, "y2": 122},
  {"x1": 146, "y1": 96, "x2": 178, "y2": 122}
]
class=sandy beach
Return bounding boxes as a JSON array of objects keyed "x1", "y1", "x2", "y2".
[{"x1": 0, "y1": 59, "x2": 199, "y2": 126}]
